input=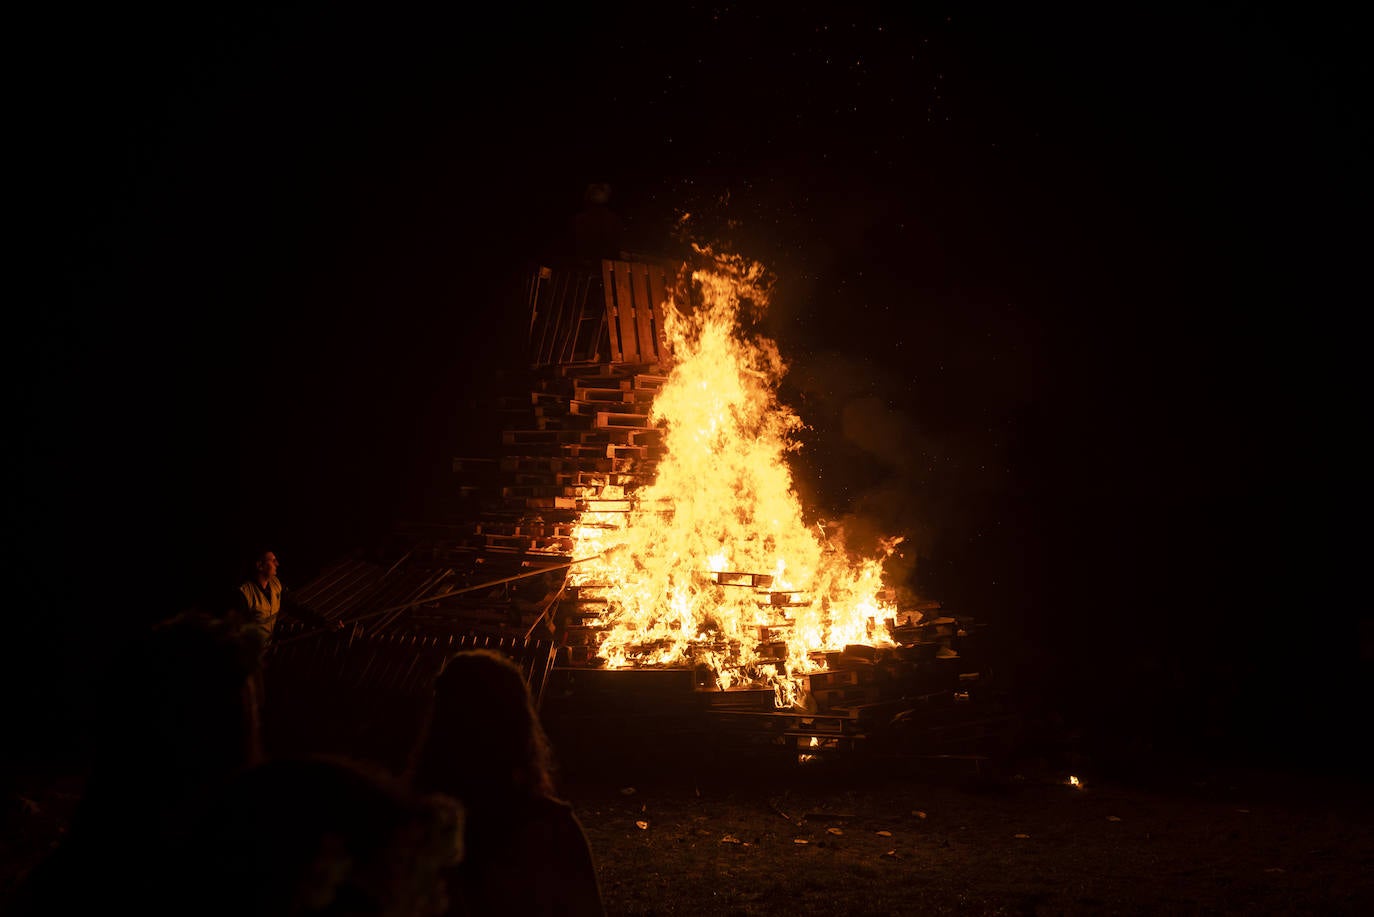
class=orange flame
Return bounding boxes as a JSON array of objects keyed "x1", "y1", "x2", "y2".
[{"x1": 570, "y1": 246, "x2": 902, "y2": 708}]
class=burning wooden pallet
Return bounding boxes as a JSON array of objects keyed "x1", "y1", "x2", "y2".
[
  {"x1": 537, "y1": 614, "x2": 1004, "y2": 768},
  {"x1": 526, "y1": 258, "x2": 674, "y2": 368}
]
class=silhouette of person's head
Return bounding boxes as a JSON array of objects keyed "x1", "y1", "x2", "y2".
[
  {"x1": 571, "y1": 181, "x2": 625, "y2": 262},
  {"x1": 186, "y1": 754, "x2": 464, "y2": 917},
  {"x1": 413, "y1": 649, "x2": 555, "y2": 805},
  {"x1": 584, "y1": 182, "x2": 611, "y2": 206},
  {"x1": 252, "y1": 549, "x2": 280, "y2": 585}
]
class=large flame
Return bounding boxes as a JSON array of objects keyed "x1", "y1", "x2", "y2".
[{"x1": 569, "y1": 247, "x2": 901, "y2": 708}]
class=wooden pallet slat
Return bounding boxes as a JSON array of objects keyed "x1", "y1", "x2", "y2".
[
  {"x1": 610, "y1": 260, "x2": 637, "y2": 362},
  {"x1": 629, "y1": 262, "x2": 655, "y2": 364},
  {"x1": 558, "y1": 273, "x2": 594, "y2": 364},
  {"x1": 537, "y1": 270, "x2": 570, "y2": 366},
  {"x1": 594, "y1": 411, "x2": 652, "y2": 429}
]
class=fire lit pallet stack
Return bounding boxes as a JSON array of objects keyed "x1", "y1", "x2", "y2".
[
  {"x1": 698, "y1": 612, "x2": 1002, "y2": 764},
  {"x1": 546, "y1": 602, "x2": 1001, "y2": 768},
  {"x1": 444, "y1": 255, "x2": 677, "y2": 635},
  {"x1": 503, "y1": 255, "x2": 1009, "y2": 767},
  {"x1": 393, "y1": 255, "x2": 678, "y2": 636}
]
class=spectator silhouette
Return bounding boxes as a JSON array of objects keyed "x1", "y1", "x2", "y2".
[
  {"x1": 180, "y1": 754, "x2": 463, "y2": 917},
  {"x1": 234, "y1": 548, "x2": 341, "y2": 654},
  {"x1": 230, "y1": 547, "x2": 343, "y2": 730},
  {"x1": 408, "y1": 649, "x2": 605, "y2": 917},
  {"x1": 8, "y1": 611, "x2": 264, "y2": 916}
]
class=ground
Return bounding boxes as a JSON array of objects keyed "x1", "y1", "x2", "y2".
[
  {"x1": 9, "y1": 745, "x2": 1371, "y2": 915},
  {"x1": 566, "y1": 753, "x2": 1374, "y2": 915}
]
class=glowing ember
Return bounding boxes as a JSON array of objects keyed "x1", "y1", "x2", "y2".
[{"x1": 569, "y1": 246, "x2": 904, "y2": 708}]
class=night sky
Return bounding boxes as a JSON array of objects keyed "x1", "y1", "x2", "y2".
[{"x1": 13, "y1": 5, "x2": 1367, "y2": 768}]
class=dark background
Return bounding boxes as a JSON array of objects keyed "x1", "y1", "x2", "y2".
[{"x1": 11, "y1": 4, "x2": 1367, "y2": 773}]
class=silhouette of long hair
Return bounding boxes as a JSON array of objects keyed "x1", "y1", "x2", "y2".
[{"x1": 412, "y1": 649, "x2": 555, "y2": 805}]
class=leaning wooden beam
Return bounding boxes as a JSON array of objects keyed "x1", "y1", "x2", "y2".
[{"x1": 346, "y1": 552, "x2": 608, "y2": 626}]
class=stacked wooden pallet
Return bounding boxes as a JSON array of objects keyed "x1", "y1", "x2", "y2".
[
  {"x1": 475, "y1": 365, "x2": 669, "y2": 519},
  {"x1": 527, "y1": 258, "x2": 674, "y2": 368},
  {"x1": 540, "y1": 606, "x2": 998, "y2": 764}
]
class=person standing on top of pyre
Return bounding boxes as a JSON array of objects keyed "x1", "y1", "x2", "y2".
[{"x1": 571, "y1": 181, "x2": 625, "y2": 262}]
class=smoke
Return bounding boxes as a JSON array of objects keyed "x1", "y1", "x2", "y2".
[
  {"x1": 780, "y1": 343, "x2": 1025, "y2": 611},
  {"x1": 657, "y1": 202, "x2": 1033, "y2": 615}
]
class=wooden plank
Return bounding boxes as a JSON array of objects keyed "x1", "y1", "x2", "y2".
[
  {"x1": 499, "y1": 455, "x2": 618, "y2": 474},
  {"x1": 612, "y1": 260, "x2": 640, "y2": 363},
  {"x1": 522, "y1": 497, "x2": 579, "y2": 510},
  {"x1": 575, "y1": 271, "x2": 608, "y2": 362},
  {"x1": 544, "y1": 270, "x2": 566, "y2": 362},
  {"x1": 539, "y1": 270, "x2": 571, "y2": 365},
  {"x1": 500, "y1": 485, "x2": 590, "y2": 499},
  {"x1": 631, "y1": 262, "x2": 656, "y2": 366},
  {"x1": 581, "y1": 500, "x2": 632, "y2": 512},
  {"x1": 712, "y1": 571, "x2": 775, "y2": 588},
  {"x1": 499, "y1": 429, "x2": 636, "y2": 448},
  {"x1": 525, "y1": 266, "x2": 545, "y2": 334},
  {"x1": 605, "y1": 444, "x2": 661, "y2": 460},
  {"x1": 601, "y1": 260, "x2": 624, "y2": 362},
  {"x1": 558, "y1": 362, "x2": 633, "y2": 379},
  {"x1": 588, "y1": 294, "x2": 609, "y2": 363},
  {"x1": 701, "y1": 687, "x2": 777, "y2": 710},
  {"x1": 594, "y1": 411, "x2": 651, "y2": 429},
  {"x1": 633, "y1": 372, "x2": 669, "y2": 390},
  {"x1": 807, "y1": 669, "x2": 860, "y2": 690},
  {"x1": 545, "y1": 271, "x2": 572, "y2": 365},
  {"x1": 572, "y1": 386, "x2": 634, "y2": 402},
  {"x1": 558, "y1": 273, "x2": 594, "y2": 364},
  {"x1": 529, "y1": 269, "x2": 552, "y2": 364}
]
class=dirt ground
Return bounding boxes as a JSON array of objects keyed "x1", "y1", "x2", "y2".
[{"x1": 564, "y1": 752, "x2": 1374, "y2": 916}]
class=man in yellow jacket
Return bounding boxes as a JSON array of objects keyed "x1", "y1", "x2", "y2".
[{"x1": 236, "y1": 549, "x2": 340, "y2": 649}]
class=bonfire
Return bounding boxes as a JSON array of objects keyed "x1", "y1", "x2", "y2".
[{"x1": 567, "y1": 247, "x2": 906, "y2": 709}]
